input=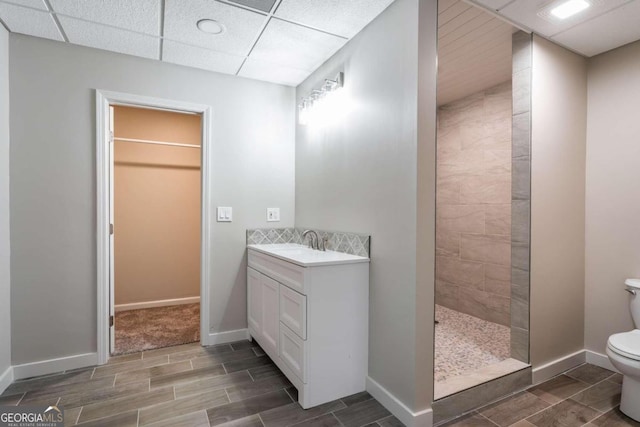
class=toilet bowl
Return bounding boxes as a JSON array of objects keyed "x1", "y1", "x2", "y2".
[
  {"x1": 606, "y1": 278, "x2": 640, "y2": 422},
  {"x1": 607, "y1": 330, "x2": 640, "y2": 421}
]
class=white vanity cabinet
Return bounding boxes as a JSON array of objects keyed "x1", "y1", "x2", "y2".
[{"x1": 247, "y1": 244, "x2": 370, "y2": 409}]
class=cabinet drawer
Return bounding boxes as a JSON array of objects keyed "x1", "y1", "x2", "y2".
[
  {"x1": 248, "y1": 250, "x2": 306, "y2": 294},
  {"x1": 279, "y1": 323, "x2": 307, "y2": 383},
  {"x1": 279, "y1": 285, "x2": 307, "y2": 340}
]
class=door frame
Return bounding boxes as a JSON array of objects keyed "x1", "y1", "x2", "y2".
[{"x1": 96, "y1": 90, "x2": 213, "y2": 365}]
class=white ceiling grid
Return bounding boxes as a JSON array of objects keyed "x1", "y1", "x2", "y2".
[
  {"x1": 0, "y1": 0, "x2": 396, "y2": 86},
  {"x1": 469, "y1": 0, "x2": 640, "y2": 57},
  {"x1": 0, "y1": 2, "x2": 62, "y2": 41}
]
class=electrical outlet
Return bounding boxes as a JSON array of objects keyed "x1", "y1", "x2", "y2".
[{"x1": 267, "y1": 208, "x2": 280, "y2": 222}]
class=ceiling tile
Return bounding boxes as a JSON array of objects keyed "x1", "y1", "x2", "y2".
[
  {"x1": 48, "y1": 0, "x2": 161, "y2": 36},
  {"x1": 163, "y1": 0, "x2": 266, "y2": 56},
  {"x1": 227, "y1": 0, "x2": 276, "y2": 13},
  {"x1": 551, "y1": 0, "x2": 640, "y2": 56},
  {"x1": 274, "y1": 0, "x2": 394, "y2": 38},
  {"x1": 162, "y1": 40, "x2": 245, "y2": 75},
  {"x1": 238, "y1": 57, "x2": 310, "y2": 86},
  {"x1": 499, "y1": 0, "x2": 631, "y2": 37},
  {"x1": 0, "y1": 0, "x2": 47, "y2": 10},
  {"x1": 468, "y1": 0, "x2": 514, "y2": 11},
  {"x1": 0, "y1": 3, "x2": 62, "y2": 40},
  {"x1": 250, "y1": 18, "x2": 346, "y2": 71},
  {"x1": 58, "y1": 16, "x2": 159, "y2": 59}
]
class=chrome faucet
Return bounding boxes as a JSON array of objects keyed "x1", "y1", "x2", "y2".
[
  {"x1": 302, "y1": 230, "x2": 328, "y2": 251},
  {"x1": 302, "y1": 230, "x2": 319, "y2": 249}
]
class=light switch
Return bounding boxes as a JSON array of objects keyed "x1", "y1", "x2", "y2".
[
  {"x1": 267, "y1": 208, "x2": 280, "y2": 222},
  {"x1": 217, "y1": 207, "x2": 232, "y2": 222}
]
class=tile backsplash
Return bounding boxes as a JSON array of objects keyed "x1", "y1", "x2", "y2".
[{"x1": 246, "y1": 228, "x2": 371, "y2": 258}]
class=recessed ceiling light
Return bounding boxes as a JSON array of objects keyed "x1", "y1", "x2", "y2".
[
  {"x1": 197, "y1": 19, "x2": 226, "y2": 35},
  {"x1": 550, "y1": 0, "x2": 590, "y2": 19}
]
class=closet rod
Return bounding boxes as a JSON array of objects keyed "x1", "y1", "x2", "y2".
[{"x1": 114, "y1": 137, "x2": 201, "y2": 149}]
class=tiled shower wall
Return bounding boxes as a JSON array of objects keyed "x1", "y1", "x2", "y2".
[{"x1": 435, "y1": 81, "x2": 512, "y2": 327}]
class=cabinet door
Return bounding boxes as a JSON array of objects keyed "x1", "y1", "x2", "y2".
[
  {"x1": 247, "y1": 268, "x2": 262, "y2": 337},
  {"x1": 280, "y1": 284, "x2": 307, "y2": 339},
  {"x1": 261, "y1": 275, "x2": 280, "y2": 356}
]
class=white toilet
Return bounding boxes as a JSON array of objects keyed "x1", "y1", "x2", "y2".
[{"x1": 607, "y1": 278, "x2": 640, "y2": 422}]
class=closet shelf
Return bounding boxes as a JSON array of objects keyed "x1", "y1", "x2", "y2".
[{"x1": 114, "y1": 137, "x2": 200, "y2": 149}]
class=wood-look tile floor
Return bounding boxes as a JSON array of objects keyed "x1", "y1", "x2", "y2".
[
  {"x1": 442, "y1": 363, "x2": 639, "y2": 427},
  {"x1": 0, "y1": 340, "x2": 402, "y2": 427}
]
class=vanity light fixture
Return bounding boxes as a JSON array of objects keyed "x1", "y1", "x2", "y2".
[
  {"x1": 197, "y1": 19, "x2": 226, "y2": 35},
  {"x1": 298, "y1": 72, "x2": 344, "y2": 126},
  {"x1": 550, "y1": 0, "x2": 590, "y2": 19}
]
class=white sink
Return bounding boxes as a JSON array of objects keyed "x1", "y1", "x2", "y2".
[{"x1": 247, "y1": 243, "x2": 369, "y2": 267}]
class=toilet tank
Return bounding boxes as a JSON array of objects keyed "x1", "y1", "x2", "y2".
[{"x1": 626, "y1": 279, "x2": 640, "y2": 327}]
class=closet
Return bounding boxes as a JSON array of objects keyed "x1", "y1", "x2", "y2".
[{"x1": 112, "y1": 105, "x2": 202, "y2": 355}]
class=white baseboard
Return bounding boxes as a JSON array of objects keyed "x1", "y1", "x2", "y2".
[
  {"x1": 366, "y1": 376, "x2": 433, "y2": 427},
  {"x1": 203, "y1": 329, "x2": 250, "y2": 346},
  {"x1": 12, "y1": 353, "x2": 98, "y2": 381},
  {"x1": 586, "y1": 350, "x2": 619, "y2": 373},
  {"x1": 532, "y1": 350, "x2": 586, "y2": 384},
  {"x1": 115, "y1": 296, "x2": 200, "y2": 312},
  {"x1": 0, "y1": 365, "x2": 14, "y2": 394}
]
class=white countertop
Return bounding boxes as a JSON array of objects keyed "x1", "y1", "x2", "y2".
[{"x1": 247, "y1": 243, "x2": 370, "y2": 267}]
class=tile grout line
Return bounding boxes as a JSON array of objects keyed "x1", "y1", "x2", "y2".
[
  {"x1": 256, "y1": 412, "x2": 266, "y2": 427},
  {"x1": 75, "y1": 407, "x2": 83, "y2": 426},
  {"x1": 477, "y1": 366, "x2": 618, "y2": 426},
  {"x1": 15, "y1": 393, "x2": 25, "y2": 405},
  {"x1": 476, "y1": 411, "x2": 501, "y2": 426},
  {"x1": 515, "y1": 383, "x2": 606, "y2": 424}
]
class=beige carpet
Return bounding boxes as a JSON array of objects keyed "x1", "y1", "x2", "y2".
[{"x1": 114, "y1": 303, "x2": 200, "y2": 355}]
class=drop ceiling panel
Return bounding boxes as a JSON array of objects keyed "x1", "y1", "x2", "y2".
[
  {"x1": 58, "y1": 16, "x2": 159, "y2": 59},
  {"x1": 163, "y1": 0, "x2": 266, "y2": 56},
  {"x1": 162, "y1": 40, "x2": 245, "y2": 75},
  {"x1": 238, "y1": 57, "x2": 309, "y2": 86},
  {"x1": 552, "y1": 0, "x2": 640, "y2": 56},
  {"x1": 499, "y1": 0, "x2": 631, "y2": 37},
  {"x1": 0, "y1": 0, "x2": 47, "y2": 10},
  {"x1": 48, "y1": 0, "x2": 161, "y2": 36},
  {"x1": 274, "y1": 0, "x2": 394, "y2": 38},
  {"x1": 0, "y1": 3, "x2": 62, "y2": 40},
  {"x1": 250, "y1": 18, "x2": 347, "y2": 71},
  {"x1": 227, "y1": 0, "x2": 276, "y2": 13}
]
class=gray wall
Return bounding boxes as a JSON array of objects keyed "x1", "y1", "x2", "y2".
[
  {"x1": 295, "y1": 0, "x2": 437, "y2": 412},
  {"x1": 9, "y1": 35, "x2": 295, "y2": 364},
  {"x1": 530, "y1": 35, "x2": 587, "y2": 367},
  {"x1": 585, "y1": 39, "x2": 640, "y2": 355},
  {"x1": 0, "y1": 24, "x2": 11, "y2": 382}
]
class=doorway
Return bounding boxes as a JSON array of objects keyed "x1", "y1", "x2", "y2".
[
  {"x1": 433, "y1": 0, "x2": 531, "y2": 402},
  {"x1": 111, "y1": 105, "x2": 202, "y2": 355},
  {"x1": 96, "y1": 91, "x2": 213, "y2": 364}
]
